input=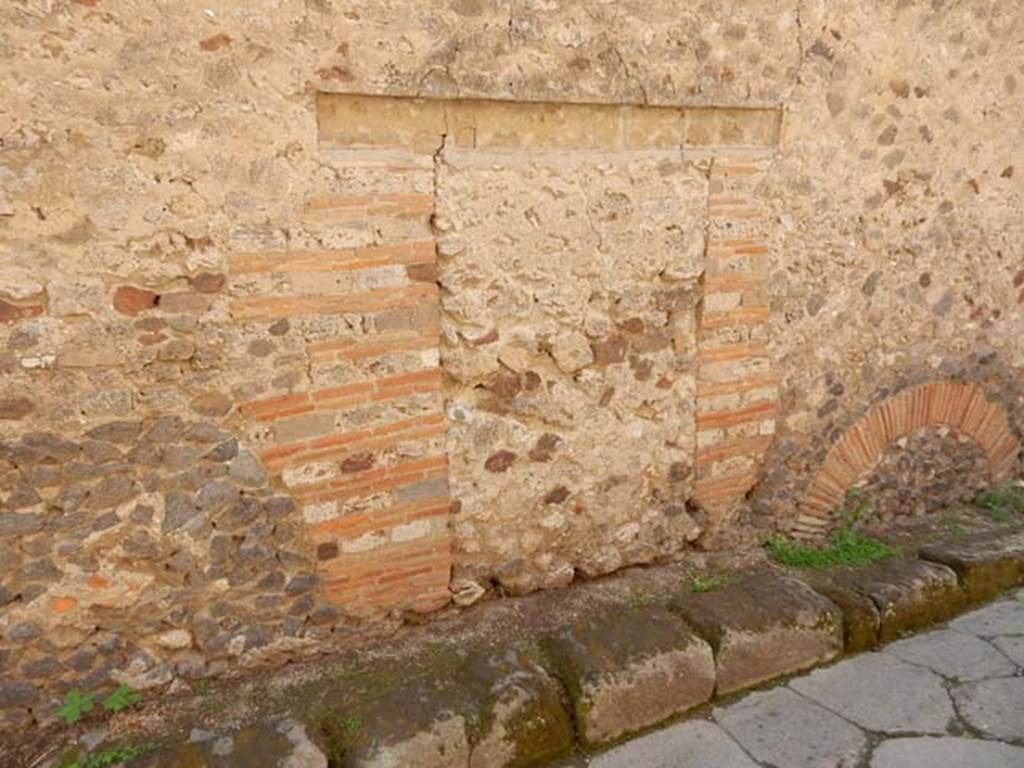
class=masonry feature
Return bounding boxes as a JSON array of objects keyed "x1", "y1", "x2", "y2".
[
  {"x1": 317, "y1": 94, "x2": 783, "y2": 153},
  {"x1": 796, "y1": 382, "x2": 1020, "y2": 538},
  {"x1": 694, "y1": 158, "x2": 778, "y2": 538},
  {"x1": 314, "y1": 92, "x2": 784, "y2": 595},
  {"x1": 229, "y1": 186, "x2": 452, "y2": 615}
]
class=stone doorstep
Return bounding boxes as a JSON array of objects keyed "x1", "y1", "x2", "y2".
[{"x1": 127, "y1": 533, "x2": 1024, "y2": 768}]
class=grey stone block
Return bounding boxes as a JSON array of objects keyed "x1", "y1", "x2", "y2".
[{"x1": 670, "y1": 573, "x2": 843, "y2": 695}]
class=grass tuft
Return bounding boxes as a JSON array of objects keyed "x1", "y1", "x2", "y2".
[
  {"x1": 974, "y1": 484, "x2": 1024, "y2": 523},
  {"x1": 766, "y1": 526, "x2": 899, "y2": 569},
  {"x1": 688, "y1": 574, "x2": 733, "y2": 593}
]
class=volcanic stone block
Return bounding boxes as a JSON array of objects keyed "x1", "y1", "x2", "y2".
[
  {"x1": 802, "y1": 572, "x2": 881, "y2": 652},
  {"x1": 805, "y1": 558, "x2": 965, "y2": 645},
  {"x1": 920, "y1": 530, "x2": 1024, "y2": 603},
  {"x1": 670, "y1": 573, "x2": 842, "y2": 696},
  {"x1": 318, "y1": 643, "x2": 573, "y2": 768},
  {"x1": 541, "y1": 605, "x2": 715, "y2": 746}
]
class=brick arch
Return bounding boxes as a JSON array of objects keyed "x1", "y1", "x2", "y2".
[{"x1": 795, "y1": 382, "x2": 1019, "y2": 537}]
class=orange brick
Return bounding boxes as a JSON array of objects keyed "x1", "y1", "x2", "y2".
[
  {"x1": 961, "y1": 392, "x2": 992, "y2": 438},
  {"x1": 304, "y1": 194, "x2": 374, "y2": 210},
  {"x1": 229, "y1": 241, "x2": 435, "y2": 275},
  {"x1": 311, "y1": 381, "x2": 375, "y2": 403},
  {"x1": 704, "y1": 272, "x2": 768, "y2": 293},
  {"x1": 261, "y1": 413, "x2": 445, "y2": 468},
  {"x1": 699, "y1": 343, "x2": 769, "y2": 364},
  {"x1": 696, "y1": 435, "x2": 774, "y2": 467},
  {"x1": 734, "y1": 244, "x2": 770, "y2": 255},
  {"x1": 229, "y1": 284, "x2": 438, "y2": 320},
  {"x1": 87, "y1": 574, "x2": 111, "y2": 590},
  {"x1": 696, "y1": 400, "x2": 776, "y2": 430},
  {"x1": 693, "y1": 470, "x2": 758, "y2": 504},
  {"x1": 254, "y1": 403, "x2": 316, "y2": 423},
  {"x1": 238, "y1": 392, "x2": 310, "y2": 417},
  {"x1": 286, "y1": 422, "x2": 446, "y2": 473},
  {"x1": 707, "y1": 196, "x2": 752, "y2": 207},
  {"x1": 310, "y1": 331, "x2": 437, "y2": 363},
  {"x1": 701, "y1": 306, "x2": 770, "y2": 330},
  {"x1": 712, "y1": 164, "x2": 761, "y2": 177},
  {"x1": 697, "y1": 374, "x2": 778, "y2": 397},
  {"x1": 52, "y1": 596, "x2": 78, "y2": 613}
]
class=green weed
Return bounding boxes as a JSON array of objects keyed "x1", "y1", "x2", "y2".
[
  {"x1": 938, "y1": 510, "x2": 965, "y2": 538},
  {"x1": 57, "y1": 690, "x2": 95, "y2": 726},
  {"x1": 61, "y1": 742, "x2": 155, "y2": 768},
  {"x1": 766, "y1": 526, "x2": 899, "y2": 569},
  {"x1": 102, "y1": 684, "x2": 141, "y2": 714},
  {"x1": 974, "y1": 484, "x2": 1024, "y2": 522},
  {"x1": 689, "y1": 574, "x2": 733, "y2": 593}
]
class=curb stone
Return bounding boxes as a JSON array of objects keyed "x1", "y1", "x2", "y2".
[
  {"x1": 539, "y1": 605, "x2": 715, "y2": 746},
  {"x1": 125, "y1": 531, "x2": 1024, "y2": 768},
  {"x1": 920, "y1": 528, "x2": 1024, "y2": 603},
  {"x1": 669, "y1": 573, "x2": 843, "y2": 695},
  {"x1": 805, "y1": 558, "x2": 965, "y2": 647}
]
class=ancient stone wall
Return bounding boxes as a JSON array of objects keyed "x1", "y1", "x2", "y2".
[{"x1": 1, "y1": 0, "x2": 1022, "y2": 729}]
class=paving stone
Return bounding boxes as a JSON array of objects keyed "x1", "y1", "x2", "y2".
[
  {"x1": 670, "y1": 573, "x2": 842, "y2": 695},
  {"x1": 588, "y1": 720, "x2": 759, "y2": 768},
  {"x1": 883, "y1": 629, "x2": 1018, "y2": 681},
  {"x1": 920, "y1": 530, "x2": 1024, "y2": 603},
  {"x1": 789, "y1": 654, "x2": 955, "y2": 734},
  {"x1": 870, "y1": 736, "x2": 1024, "y2": 768},
  {"x1": 952, "y1": 677, "x2": 1024, "y2": 742},
  {"x1": 805, "y1": 559, "x2": 964, "y2": 644},
  {"x1": 947, "y1": 598, "x2": 1024, "y2": 637},
  {"x1": 714, "y1": 687, "x2": 867, "y2": 768},
  {"x1": 541, "y1": 605, "x2": 714, "y2": 746},
  {"x1": 991, "y1": 636, "x2": 1024, "y2": 666}
]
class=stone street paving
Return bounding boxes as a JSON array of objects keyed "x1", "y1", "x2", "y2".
[{"x1": 577, "y1": 591, "x2": 1024, "y2": 768}]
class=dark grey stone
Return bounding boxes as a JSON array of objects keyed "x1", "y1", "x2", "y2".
[
  {"x1": 82, "y1": 440, "x2": 123, "y2": 464},
  {"x1": 23, "y1": 465, "x2": 62, "y2": 488},
  {"x1": 7, "y1": 482, "x2": 41, "y2": 509},
  {"x1": 229, "y1": 451, "x2": 267, "y2": 487},
  {"x1": 0, "y1": 681, "x2": 40, "y2": 708},
  {"x1": 163, "y1": 492, "x2": 199, "y2": 531},
  {"x1": 92, "y1": 511, "x2": 120, "y2": 532},
  {"x1": 130, "y1": 504, "x2": 155, "y2": 524},
  {"x1": 265, "y1": 496, "x2": 295, "y2": 520},
  {"x1": 258, "y1": 571, "x2": 286, "y2": 590},
  {"x1": 285, "y1": 574, "x2": 317, "y2": 595},
  {"x1": 185, "y1": 422, "x2": 232, "y2": 444},
  {"x1": 86, "y1": 421, "x2": 142, "y2": 444},
  {"x1": 6, "y1": 622, "x2": 42, "y2": 642},
  {"x1": 196, "y1": 481, "x2": 239, "y2": 511},
  {"x1": 53, "y1": 486, "x2": 88, "y2": 513},
  {"x1": 18, "y1": 558, "x2": 61, "y2": 582},
  {"x1": 227, "y1": 497, "x2": 262, "y2": 526},
  {"x1": 21, "y1": 656, "x2": 62, "y2": 678},
  {"x1": 142, "y1": 416, "x2": 186, "y2": 443},
  {"x1": 22, "y1": 433, "x2": 80, "y2": 460},
  {"x1": 93, "y1": 475, "x2": 139, "y2": 508},
  {"x1": 206, "y1": 438, "x2": 239, "y2": 462},
  {"x1": 0, "y1": 513, "x2": 45, "y2": 536}
]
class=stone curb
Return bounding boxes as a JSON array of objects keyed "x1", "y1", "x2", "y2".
[{"x1": 130, "y1": 528, "x2": 1024, "y2": 768}]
